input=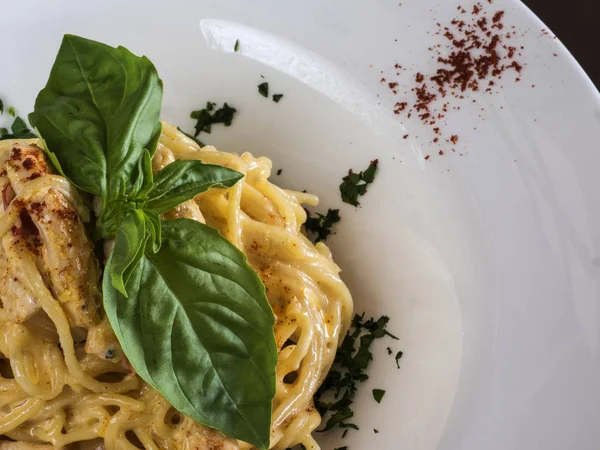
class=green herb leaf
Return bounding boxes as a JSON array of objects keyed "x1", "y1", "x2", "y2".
[
  {"x1": 305, "y1": 208, "x2": 340, "y2": 243},
  {"x1": 190, "y1": 102, "x2": 236, "y2": 137},
  {"x1": 109, "y1": 208, "x2": 147, "y2": 296},
  {"x1": 272, "y1": 94, "x2": 283, "y2": 103},
  {"x1": 234, "y1": 39, "x2": 240, "y2": 52},
  {"x1": 146, "y1": 159, "x2": 243, "y2": 214},
  {"x1": 0, "y1": 99, "x2": 3, "y2": 114},
  {"x1": 314, "y1": 313, "x2": 397, "y2": 437},
  {"x1": 258, "y1": 82, "x2": 269, "y2": 98},
  {"x1": 395, "y1": 351, "x2": 403, "y2": 369},
  {"x1": 372, "y1": 389, "x2": 385, "y2": 403},
  {"x1": 29, "y1": 34, "x2": 163, "y2": 200},
  {"x1": 339, "y1": 159, "x2": 379, "y2": 206},
  {"x1": 321, "y1": 407, "x2": 353, "y2": 432},
  {"x1": 103, "y1": 218, "x2": 277, "y2": 449},
  {"x1": 0, "y1": 116, "x2": 37, "y2": 141},
  {"x1": 143, "y1": 209, "x2": 162, "y2": 253},
  {"x1": 8, "y1": 106, "x2": 15, "y2": 117}
]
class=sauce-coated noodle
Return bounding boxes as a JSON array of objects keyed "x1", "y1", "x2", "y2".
[{"x1": 0, "y1": 124, "x2": 352, "y2": 450}]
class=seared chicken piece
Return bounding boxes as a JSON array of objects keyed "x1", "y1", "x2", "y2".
[
  {"x1": 1, "y1": 143, "x2": 101, "y2": 327},
  {"x1": 0, "y1": 236, "x2": 43, "y2": 323}
]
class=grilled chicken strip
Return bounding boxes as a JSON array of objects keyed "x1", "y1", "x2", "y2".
[{"x1": 1, "y1": 143, "x2": 101, "y2": 327}]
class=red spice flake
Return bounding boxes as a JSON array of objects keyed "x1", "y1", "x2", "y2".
[
  {"x1": 394, "y1": 102, "x2": 408, "y2": 114},
  {"x1": 380, "y1": 77, "x2": 387, "y2": 83},
  {"x1": 388, "y1": 82, "x2": 399, "y2": 89},
  {"x1": 508, "y1": 60, "x2": 522, "y2": 73},
  {"x1": 439, "y1": 150, "x2": 445, "y2": 155},
  {"x1": 382, "y1": 1, "x2": 522, "y2": 158},
  {"x1": 433, "y1": 137, "x2": 439, "y2": 143},
  {"x1": 403, "y1": 134, "x2": 409, "y2": 139},
  {"x1": 424, "y1": 155, "x2": 431, "y2": 160},
  {"x1": 492, "y1": 11, "x2": 505, "y2": 28}
]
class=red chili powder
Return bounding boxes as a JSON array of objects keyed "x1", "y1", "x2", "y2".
[{"x1": 386, "y1": 1, "x2": 523, "y2": 156}]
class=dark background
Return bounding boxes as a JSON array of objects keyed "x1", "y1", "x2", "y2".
[{"x1": 522, "y1": 0, "x2": 600, "y2": 89}]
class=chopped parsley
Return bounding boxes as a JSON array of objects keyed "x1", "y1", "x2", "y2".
[
  {"x1": 7, "y1": 106, "x2": 15, "y2": 117},
  {"x1": 272, "y1": 93, "x2": 284, "y2": 103},
  {"x1": 313, "y1": 313, "x2": 398, "y2": 437},
  {"x1": 339, "y1": 159, "x2": 379, "y2": 206},
  {"x1": 395, "y1": 350, "x2": 403, "y2": 369},
  {"x1": 304, "y1": 208, "x2": 340, "y2": 243},
  {"x1": 334, "y1": 447, "x2": 348, "y2": 450},
  {"x1": 258, "y1": 82, "x2": 269, "y2": 97},
  {"x1": 374, "y1": 429, "x2": 379, "y2": 434},
  {"x1": 190, "y1": 102, "x2": 237, "y2": 137},
  {"x1": 386, "y1": 346, "x2": 393, "y2": 355},
  {"x1": 0, "y1": 116, "x2": 36, "y2": 141},
  {"x1": 276, "y1": 169, "x2": 282, "y2": 175},
  {"x1": 372, "y1": 389, "x2": 385, "y2": 404},
  {"x1": 0, "y1": 99, "x2": 3, "y2": 114},
  {"x1": 234, "y1": 39, "x2": 240, "y2": 52}
]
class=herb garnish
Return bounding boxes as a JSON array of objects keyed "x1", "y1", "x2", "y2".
[
  {"x1": 29, "y1": 34, "x2": 276, "y2": 449},
  {"x1": 0, "y1": 104, "x2": 36, "y2": 141},
  {"x1": 339, "y1": 159, "x2": 379, "y2": 206},
  {"x1": 258, "y1": 82, "x2": 269, "y2": 97},
  {"x1": 334, "y1": 447, "x2": 348, "y2": 450},
  {"x1": 190, "y1": 102, "x2": 237, "y2": 138},
  {"x1": 304, "y1": 208, "x2": 340, "y2": 243},
  {"x1": 276, "y1": 168, "x2": 282, "y2": 175},
  {"x1": 374, "y1": 429, "x2": 379, "y2": 434},
  {"x1": 234, "y1": 39, "x2": 240, "y2": 52},
  {"x1": 313, "y1": 313, "x2": 398, "y2": 437},
  {"x1": 372, "y1": 389, "x2": 385, "y2": 404},
  {"x1": 395, "y1": 350, "x2": 403, "y2": 369},
  {"x1": 272, "y1": 93, "x2": 284, "y2": 103}
]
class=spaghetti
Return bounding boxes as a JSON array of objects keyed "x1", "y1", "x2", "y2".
[{"x1": 0, "y1": 123, "x2": 353, "y2": 450}]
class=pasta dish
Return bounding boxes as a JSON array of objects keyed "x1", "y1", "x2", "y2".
[{"x1": 0, "y1": 119, "x2": 352, "y2": 449}]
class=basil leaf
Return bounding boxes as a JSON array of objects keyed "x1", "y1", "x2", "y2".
[
  {"x1": 29, "y1": 34, "x2": 162, "y2": 200},
  {"x1": 109, "y1": 208, "x2": 147, "y2": 296},
  {"x1": 131, "y1": 148, "x2": 155, "y2": 200},
  {"x1": 143, "y1": 209, "x2": 162, "y2": 253},
  {"x1": 103, "y1": 218, "x2": 276, "y2": 448},
  {"x1": 146, "y1": 160, "x2": 243, "y2": 214}
]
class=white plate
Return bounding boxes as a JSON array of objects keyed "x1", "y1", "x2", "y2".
[{"x1": 3, "y1": 0, "x2": 599, "y2": 449}]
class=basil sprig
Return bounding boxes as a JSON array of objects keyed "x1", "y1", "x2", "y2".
[{"x1": 29, "y1": 35, "x2": 276, "y2": 449}]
